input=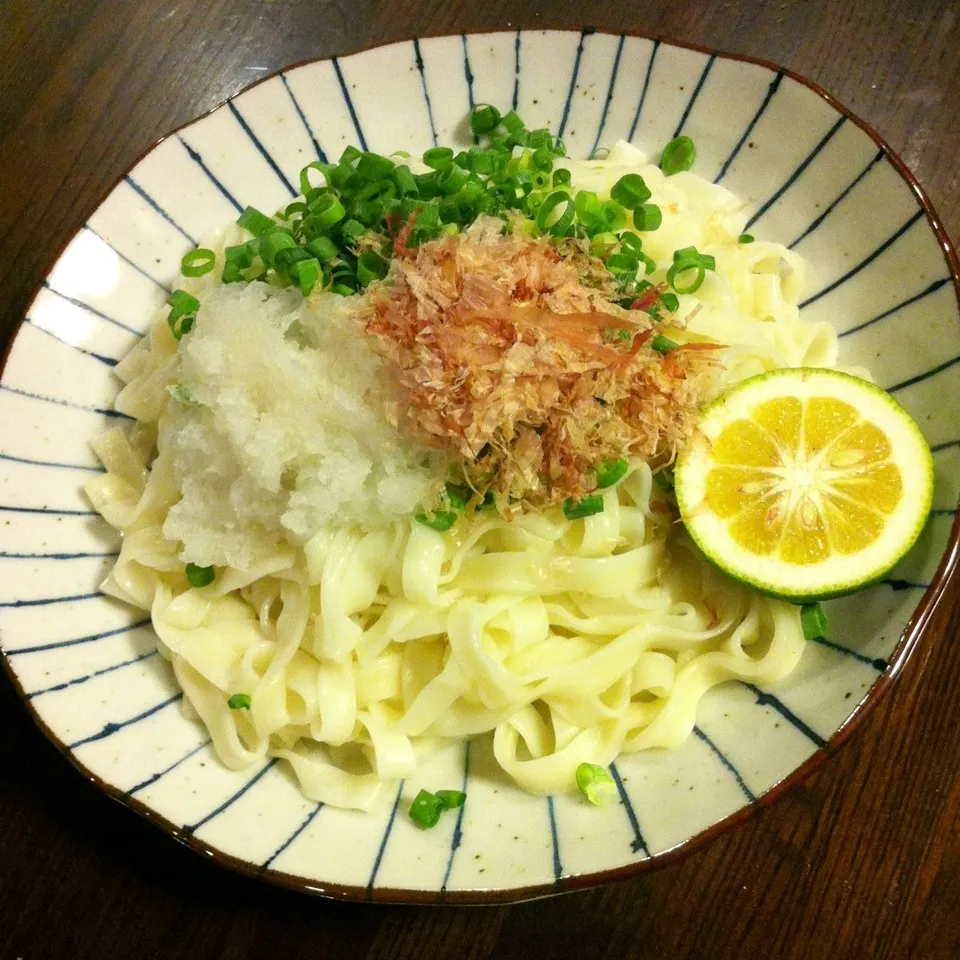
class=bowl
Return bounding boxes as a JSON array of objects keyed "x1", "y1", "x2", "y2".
[{"x1": 1, "y1": 28, "x2": 958, "y2": 903}]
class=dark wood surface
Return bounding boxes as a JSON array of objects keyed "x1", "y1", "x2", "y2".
[{"x1": 2, "y1": 1, "x2": 958, "y2": 957}]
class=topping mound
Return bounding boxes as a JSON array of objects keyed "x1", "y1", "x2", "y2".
[{"x1": 364, "y1": 216, "x2": 721, "y2": 507}]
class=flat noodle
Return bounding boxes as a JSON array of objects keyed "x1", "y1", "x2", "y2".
[{"x1": 85, "y1": 140, "x2": 840, "y2": 810}]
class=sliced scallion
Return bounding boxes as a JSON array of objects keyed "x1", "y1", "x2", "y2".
[
  {"x1": 661, "y1": 135, "x2": 697, "y2": 175},
  {"x1": 596, "y1": 459, "x2": 629, "y2": 488},
  {"x1": 409, "y1": 789, "x2": 444, "y2": 828},
  {"x1": 185, "y1": 562, "x2": 215, "y2": 587},
  {"x1": 227, "y1": 693, "x2": 251, "y2": 710},
  {"x1": 180, "y1": 248, "x2": 216, "y2": 277},
  {"x1": 563, "y1": 494, "x2": 605, "y2": 520},
  {"x1": 801, "y1": 602, "x2": 829, "y2": 641},
  {"x1": 651, "y1": 334, "x2": 678, "y2": 355},
  {"x1": 576, "y1": 762, "x2": 617, "y2": 806},
  {"x1": 237, "y1": 205, "x2": 276, "y2": 237}
]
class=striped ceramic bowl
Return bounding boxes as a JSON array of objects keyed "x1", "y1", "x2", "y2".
[{"x1": 1, "y1": 30, "x2": 958, "y2": 903}]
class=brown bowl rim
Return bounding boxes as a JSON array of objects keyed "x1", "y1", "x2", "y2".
[{"x1": 1, "y1": 25, "x2": 958, "y2": 906}]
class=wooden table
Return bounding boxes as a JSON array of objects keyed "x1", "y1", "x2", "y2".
[{"x1": 1, "y1": 1, "x2": 958, "y2": 957}]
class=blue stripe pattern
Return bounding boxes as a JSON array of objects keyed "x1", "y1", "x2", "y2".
[
  {"x1": 69, "y1": 692, "x2": 183, "y2": 749},
  {"x1": 441, "y1": 740, "x2": 470, "y2": 892},
  {"x1": 41, "y1": 282, "x2": 141, "y2": 336},
  {"x1": 743, "y1": 683, "x2": 827, "y2": 748},
  {"x1": 177, "y1": 136, "x2": 243, "y2": 212},
  {"x1": 590, "y1": 34, "x2": 625, "y2": 157},
  {"x1": 262, "y1": 802, "x2": 324, "y2": 870},
  {"x1": 83, "y1": 225, "x2": 171, "y2": 293},
  {"x1": 546, "y1": 795, "x2": 563, "y2": 882},
  {"x1": 184, "y1": 759, "x2": 278, "y2": 834},
  {"x1": 839, "y1": 277, "x2": 952, "y2": 338},
  {"x1": 127, "y1": 738, "x2": 212, "y2": 796},
  {"x1": 932, "y1": 439, "x2": 960, "y2": 453},
  {"x1": 0, "y1": 549, "x2": 118, "y2": 560},
  {"x1": 367, "y1": 780, "x2": 404, "y2": 894},
  {"x1": 789, "y1": 149, "x2": 885, "y2": 248},
  {"x1": 412, "y1": 39, "x2": 438, "y2": 147},
  {"x1": 0, "y1": 589, "x2": 103, "y2": 608},
  {"x1": 609, "y1": 762, "x2": 649, "y2": 855},
  {"x1": 460, "y1": 35, "x2": 475, "y2": 110},
  {"x1": 512, "y1": 30, "x2": 521, "y2": 111},
  {"x1": 886, "y1": 353, "x2": 960, "y2": 393},
  {"x1": 799, "y1": 209, "x2": 925, "y2": 310},
  {"x1": 0, "y1": 505, "x2": 99, "y2": 516},
  {"x1": 332, "y1": 58, "x2": 368, "y2": 152},
  {"x1": 6, "y1": 618, "x2": 152, "y2": 656},
  {"x1": 672, "y1": 55, "x2": 716, "y2": 139},
  {"x1": 27, "y1": 319, "x2": 119, "y2": 367},
  {"x1": 745, "y1": 116, "x2": 846, "y2": 231},
  {"x1": 809, "y1": 635, "x2": 887, "y2": 671},
  {"x1": 883, "y1": 578, "x2": 931, "y2": 591},
  {"x1": 0, "y1": 383, "x2": 130, "y2": 420},
  {"x1": 628, "y1": 40, "x2": 660, "y2": 141},
  {"x1": 714, "y1": 72, "x2": 783, "y2": 184},
  {"x1": 227, "y1": 101, "x2": 296, "y2": 196},
  {"x1": 28, "y1": 649, "x2": 159, "y2": 699},
  {"x1": 0, "y1": 451, "x2": 102, "y2": 472},
  {"x1": 124, "y1": 176, "x2": 197, "y2": 244},
  {"x1": 693, "y1": 726, "x2": 756, "y2": 802},
  {"x1": 557, "y1": 30, "x2": 588, "y2": 140},
  {"x1": 280, "y1": 73, "x2": 327, "y2": 162}
]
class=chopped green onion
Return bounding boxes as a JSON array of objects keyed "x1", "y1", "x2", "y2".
[
  {"x1": 415, "y1": 509, "x2": 458, "y2": 532},
  {"x1": 651, "y1": 334, "x2": 678, "y2": 355},
  {"x1": 340, "y1": 144, "x2": 363, "y2": 165},
  {"x1": 291, "y1": 257, "x2": 321, "y2": 296},
  {"x1": 260, "y1": 229, "x2": 298, "y2": 268},
  {"x1": 470, "y1": 104, "x2": 501, "y2": 135},
  {"x1": 563, "y1": 494, "x2": 605, "y2": 520},
  {"x1": 535, "y1": 191, "x2": 576, "y2": 236},
  {"x1": 180, "y1": 248, "x2": 216, "y2": 277},
  {"x1": 632, "y1": 203, "x2": 662, "y2": 232},
  {"x1": 221, "y1": 262, "x2": 243, "y2": 284},
  {"x1": 475, "y1": 490, "x2": 496, "y2": 511},
  {"x1": 661, "y1": 135, "x2": 697, "y2": 175},
  {"x1": 356, "y1": 152, "x2": 394, "y2": 181},
  {"x1": 299, "y1": 160, "x2": 330, "y2": 196},
  {"x1": 225, "y1": 240, "x2": 258, "y2": 267},
  {"x1": 801, "y1": 602, "x2": 829, "y2": 641},
  {"x1": 576, "y1": 762, "x2": 617, "y2": 806},
  {"x1": 423, "y1": 146, "x2": 454, "y2": 170},
  {"x1": 654, "y1": 468, "x2": 675, "y2": 491},
  {"x1": 166, "y1": 289, "x2": 200, "y2": 341},
  {"x1": 552, "y1": 168, "x2": 572, "y2": 187},
  {"x1": 339, "y1": 218, "x2": 366, "y2": 246},
  {"x1": 409, "y1": 789, "x2": 444, "y2": 828},
  {"x1": 667, "y1": 246, "x2": 716, "y2": 295},
  {"x1": 237, "y1": 205, "x2": 276, "y2": 237},
  {"x1": 357, "y1": 250, "x2": 388, "y2": 287},
  {"x1": 596, "y1": 459, "x2": 629, "y2": 488},
  {"x1": 308, "y1": 193, "x2": 346, "y2": 230},
  {"x1": 227, "y1": 693, "x2": 251, "y2": 710},
  {"x1": 738, "y1": 233, "x2": 755, "y2": 244},
  {"x1": 610, "y1": 173, "x2": 651, "y2": 209},
  {"x1": 500, "y1": 110, "x2": 525, "y2": 136},
  {"x1": 617, "y1": 231, "x2": 643, "y2": 258},
  {"x1": 437, "y1": 163, "x2": 467, "y2": 195},
  {"x1": 606, "y1": 253, "x2": 640, "y2": 279},
  {"x1": 185, "y1": 562, "x2": 215, "y2": 587},
  {"x1": 661, "y1": 292, "x2": 680, "y2": 313},
  {"x1": 304, "y1": 236, "x2": 339, "y2": 262},
  {"x1": 435, "y1": 789, "x2": 467, "y2": 809}
]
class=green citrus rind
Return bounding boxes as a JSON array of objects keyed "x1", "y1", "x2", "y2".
[{"x1": 674, "y1": 368, "x2": 935, "y2": 603}]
